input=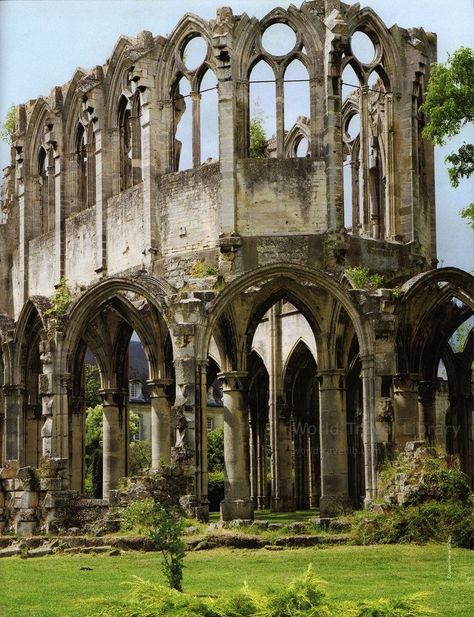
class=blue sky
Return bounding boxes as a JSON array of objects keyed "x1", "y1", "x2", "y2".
[{"x1": 0, "y1": 0, "x2": 472, "y2": 271}]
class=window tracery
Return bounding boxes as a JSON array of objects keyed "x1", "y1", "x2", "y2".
[{"x1": 341, "y1": 28, "x2": 393, "y2": 239}]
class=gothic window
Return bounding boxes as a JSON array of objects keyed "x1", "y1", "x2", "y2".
[
  {"x1": 247, "y1": 21, "x2": 311, "y2": 159},
  {"x1": 118, "y1": 86, "x2": 143, "y2": 191},
  {"x1": 38, "y1": 145, "x2": 54, "y2": 233},
  {"x1": 76, "y1": 124, "x2": 87, "y2": 209},
  {"x1": 341, "y1": 30, "x2": 392, "y2": 239},
  {"x1": 75, "y1": 122, "x2": 96, "y2": 210},
  {"x1": 172, "y1": 35, "x2": 217, "y2": 171}
]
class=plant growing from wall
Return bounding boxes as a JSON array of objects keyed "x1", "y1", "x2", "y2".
[
  {"x1": 0, "y1": 105, "x2": 15, "y2": 144},
  {"x1": 190, "y1": 260, "x2": 219, "y2": 277},
  {"x1": 249, "y1": 115, "x2": 268, "y2": 158},
  {"x1": 45, "y1": 277, "x2": 72, "y2": 318},
  {"x1": 346, "y1": 266, "x2": 384, "y2": 290}
]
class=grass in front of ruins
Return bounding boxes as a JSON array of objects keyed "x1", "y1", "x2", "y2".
[{"x1": 1, "y1": 544, "x2": 473, "y2": 617}]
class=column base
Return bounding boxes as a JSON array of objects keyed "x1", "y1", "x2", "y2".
[
  {"x1": 271, "y1": 496, "x2": 296, "y2": 512},
  {"x1": 319, "y1": 495, "x2": 352, "y2": 518},
  {"x1": 220, "y1": 498, "x2": 254, "y2": 521}
]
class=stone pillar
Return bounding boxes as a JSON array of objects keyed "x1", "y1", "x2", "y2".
[
  {"x1": 148, "y1": 379, "x2": 173, "y2": 468},
  {"x1": 318, "y1": 369, "x2": 351, "y2": 517},
  {"x1": 3, "y1": 385, "x2": 25, "y2": 464},
  {"x1": 70, "y1": 396, "x2": 85, "y2": 492},
  {"x1": 271, "y1": 403, "x2": 294, "y2": 511},
  {"x1": 392, "y1": 375, "x2": 420, "y2": 446},
  {"x1": 418, "y1": 381, "x2": 435, "y2": 444},
  {"x1": 219, "y1": 371, "x2": 253, "y2": 521},
  {"x1": 100, "y1": 389, "x2": 127, "y2": 499},
  {"x1": 361, "y1": 356, "x2": 376, "y2": 503}
]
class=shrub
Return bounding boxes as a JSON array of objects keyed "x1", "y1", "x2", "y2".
[
  {"x1": 190, "y1": 261, "x2": 219, "y2": 277},
  {"x1": 129, "y1": 439, "x2": 152, "y2": 475},
  {"x1": 149, "y1": 506, "x2": 187, "y2": 592},
  {"x1": 45, "y1": 277, "x2": 72, "y2": 317},
  {"x1": 90, "y1": 567, "x2": 434, "y2": 617},
  {"x1": 352, "y1": 501, "x2": 473, "y2": 548},
  {"x1": 346, "y1": 267, "x2": 384, "y2": 290},
  {"x1": 121, "y1": 497, "x2": 157, "y2": 534},
  {"x1": 249, "y1": 116, "x2": 267, "y2": 158}
]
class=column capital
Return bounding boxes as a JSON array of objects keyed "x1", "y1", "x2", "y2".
[
  {"x1": 147, "y1": 378, "x2": 173, "y2": 398},
  {"x1": 218, "y1": 371, "x2": 247, "y2": 392},
  {"x1": 99, "y1": 388, "x2": 125, "y2": 406},
  {"x1": 417, "y1": 380, "x2": 434, "y2": 404},
  {"x1": 393, "y1": 373, "x2": 421, "y2": 393},
  {"x1": 318, "y1": 368, "x2": 346, "y2": 390}
]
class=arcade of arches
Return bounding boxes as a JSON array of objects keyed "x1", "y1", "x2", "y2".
[{"x1": 0, "y1": 1, "x2": 472, "y2": 532}]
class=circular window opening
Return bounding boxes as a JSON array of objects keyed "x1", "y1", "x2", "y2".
[
  {"x1": 182, "y1": 36, "x2": 208, "y2": 71},
  {"x1": 262, "y1": 23, "x2": 296, "y2": 56},
  {"x1": 346, "y1": 114, "x2": 360, "y2": 141},
  {"x1": 351, "y1": 31, "x2": 376, "y2": 65}
]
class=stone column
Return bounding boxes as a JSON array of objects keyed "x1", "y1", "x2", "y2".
[
  {"x1": 418, "y1": 381, "x2": 435, "y2": 443},
  {"x1": 361, "y1": 355, "x2": 376, "y2": 503},
  {"x1": 219, "y1": 371, "x2": 253, "y2": 521},
  {"x1": 318, "y1": 369, "x2": 351, "y2": 517},
  {"x1": 392, "y1": 375, "x2": 420, "y2": 446},
  {"x1": 100, "y1": 389, "x2": 127, "y2": 499},
  {"x1": 70, "y1": 396, "x2": 85, "y2": 492},
  {"x1": 148, "y1": 379, "x2": 173, "y2": 468},
  {"x1": 3, "y1": 385, "x2": 25, "y2": 464},
  {"x1": 271, "y1": 403, "x2": 294, "y2": 511}
]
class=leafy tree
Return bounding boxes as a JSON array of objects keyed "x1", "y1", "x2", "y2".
[
  {"x1": 207, "y1": 427, "x2": 224, "y2": 472},
  {"x1": 0, "y1": 106, "x2": 15, "y2": 144},
  {"x1": 421, "y1": 47, "x2": 474, "y2": 227},
  {"x1": 84, "y1": 363, "x2": 101, "y2": 408}
]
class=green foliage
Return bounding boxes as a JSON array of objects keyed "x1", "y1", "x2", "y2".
[
  {"x1": 392, "y1": 286, "x2": 403, "y2": 299},
  {"x1": 352, "y1": 501, "x2": 473, "y2": 549},
  {"x1": 148, "y1": 506, "x2": 187, "y2": 592},
  {"x1": 421, "y1": 47, "x2": 474, "y2": 227},
  {"x1": 121, "y1": 497, "x2": 157, "y2": 534},
  {"x1": 92, "y1": 566, "x2": 434, "y2": 617},
  {"x1": 190, "y1": 260, "x2": 219, "y2": 277},
  {"x1": 84, "y1": 363, "x2": 101, "y2": 408},
  {"x1": 208, "y1": 428, "x2": 224, "y2": 473},
  {"x1": 0, "y1": 105, "x2": 15, "y2": 144},
  {"x1": 249, "y1": 115, "x2": 268, "y2": 158},
  {"x1": 45, "y1": 277, "x2": 72, "y2": 318},
  {"x1": 460, "y1": 202, "x2": 474, "y2": 229},
  {"x1": 129, "y1": 439, "x2": 152, "y2": 475},
  {"x1": 421, "y1": 48, "x2": 474, "y2": 146},
  {"x1": 346, "y1": 267, "x2": 384, "y2": 290}
]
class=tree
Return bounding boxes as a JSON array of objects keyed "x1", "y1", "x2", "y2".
[
  {"x1": 421, "y1": 47, "x2": 474, "y2": 228},
  {"x1": 84, "y1": 363, "x2": 101, "y2": 408},
  {"x1": 0, "y1": 106, "x2": 15, "y2": 144}
]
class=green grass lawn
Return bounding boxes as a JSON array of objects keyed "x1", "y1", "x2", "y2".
[{"x1": 1, "y1": 545, "x2": 472, "y2": 617}]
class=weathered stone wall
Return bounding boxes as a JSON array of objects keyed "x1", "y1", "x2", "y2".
[
  {"x1": 28, "y1": 231, "x2": 55, "y2": 297},
  {"x1": 106, "y1": 184, "x2": 146, "y2": 276},
  {"x1": 236, "y1": 159, "x2": 326, "y2": 236},
  {"x1": 65, "y1": 206, "x2": 97, "y2": 287},
  {"x1": 159, "y1": 163, "x2": 220, "y2": 257}
]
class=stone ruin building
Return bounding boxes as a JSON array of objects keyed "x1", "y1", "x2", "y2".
[{"x1": 0, "y1": 0, "x2": 472, "y2": 534}]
